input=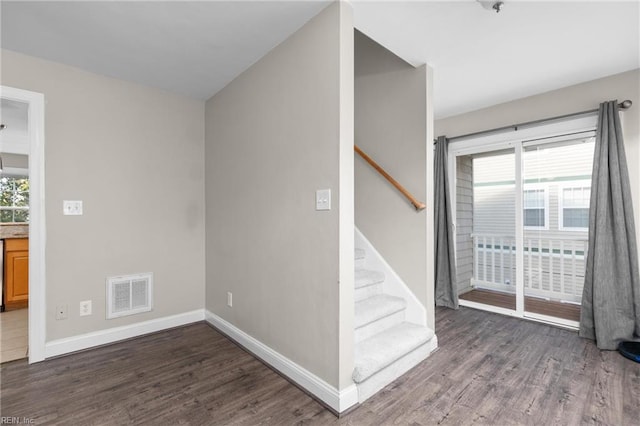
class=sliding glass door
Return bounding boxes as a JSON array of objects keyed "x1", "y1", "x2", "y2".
[
  {"x1": 521, "y1": 135, "x2": 595, "y2": 324},
  {"x1": 449, "y1": 120, "x2": 596, "y2": 328}
]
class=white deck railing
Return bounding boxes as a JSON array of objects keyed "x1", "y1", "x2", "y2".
[{"x1": 470, "y1": 233, "x2": 588, "y2": 303}]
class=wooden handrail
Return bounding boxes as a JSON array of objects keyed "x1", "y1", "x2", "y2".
[{"x1": 354, "y1": 145, "x2": 426, "y2": 211}]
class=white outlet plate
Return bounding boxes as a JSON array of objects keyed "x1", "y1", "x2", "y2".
[
  {"x1": 63, "y1": 200, "x2": 83, "y2": 215},
  {"x1": 227, "y1": 292, "x2": 233, "y2": 307},
  {"x1": 56, "y1": 304, "x2": 68, "y2": 320},
  {"x1": 79, "y1": 300, "x2": 92, "y2": 316},
  {"x1": 316, "y1": 189, "x2": 331, "y2": 211}
]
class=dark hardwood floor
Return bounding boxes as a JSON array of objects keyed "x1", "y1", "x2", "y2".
[
  {"x1": 1, "y1": 307, "x2": 638, "y2": 425},
  {"x1": 460, "y1": 288, "x2": 582, "y2": 322}
]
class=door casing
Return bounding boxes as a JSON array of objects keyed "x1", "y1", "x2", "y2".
[{"x1": 1, "y1": 85, "x2": 46, "y2": 362}]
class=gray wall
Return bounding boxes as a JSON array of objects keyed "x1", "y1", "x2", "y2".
[
  {"x1": 436, "y1": 69, "x2": 640, "y2": 261},
  {"x1": 354, "y1": 31, "x2": 430, "y2": 320},
  {"x1": 204, "y1": 2, "x2": 354, "y2": 389},
  {"x1": 1, "y1": 49, "x2": 206, "y2": 340}
]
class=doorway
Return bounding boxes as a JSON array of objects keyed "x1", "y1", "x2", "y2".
[
  {"x1": 0, "y1": 85, "x2": 45, "y2": 363},
  {"x1": 448, "y1": 116, "x2": 597, "y2": 328}
]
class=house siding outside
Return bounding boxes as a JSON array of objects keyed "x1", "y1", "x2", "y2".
[
  {"x1": 456, "y1": 137, "x2": 595, "y2": 302},
  {"x1": 473, "y1": 137, "x2": 594, "y2": 239},
  {"x1": 455, "y1": 155, "x2": 473, "y2": 293}
]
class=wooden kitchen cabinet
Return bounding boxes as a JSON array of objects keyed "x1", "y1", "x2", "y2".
[{"x1": 4, "y1": 238, "x2": 29, "y2": 310}]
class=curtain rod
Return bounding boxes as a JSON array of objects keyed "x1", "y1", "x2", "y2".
[{"x1": 436, "y1": 99, "x2": 633, "y2": 144}]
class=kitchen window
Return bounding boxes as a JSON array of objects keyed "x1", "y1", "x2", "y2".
[{"x1": 0, "y1": 176, "x2": 29, "y2": 223}]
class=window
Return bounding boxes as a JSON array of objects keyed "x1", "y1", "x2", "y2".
[
  {"x1": 560, "y1": 185, "x2": 590, "y2": 230},
  {"x1": 523, "y1": 188, "x2": 547, "y2": 229},
  {"x1": 0, "y1": 176, "x2": 29, "y2": 223}
]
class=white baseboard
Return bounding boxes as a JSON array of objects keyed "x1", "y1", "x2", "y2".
[
  {"x1": 205, "y1": 310, "x2": 358, "y2": 413},
  {"x1": 44, "y1": 309, "x2": 205, "y2": 359}
]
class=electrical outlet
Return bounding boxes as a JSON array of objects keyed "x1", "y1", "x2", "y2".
[
  {"x1": 56, "y1": 304, "x2": 68, "y2": 320},
  {"x1": 79, "y1": 300, "x2": 92, "y2": 316},
  {"x1": 63, "y1": 200, "x2": 83, "y2": 215},
  {"x1": 227, "y1": 292, "x2": 233, "y2": 307}
]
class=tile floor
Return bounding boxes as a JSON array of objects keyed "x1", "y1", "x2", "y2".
[{"x1": 0, "y1": 308, "x2": 28, "y2": 363}]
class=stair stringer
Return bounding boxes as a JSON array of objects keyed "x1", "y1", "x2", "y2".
[{"x1": 355, "y1": 227, "x2": 427, "y2": 327}]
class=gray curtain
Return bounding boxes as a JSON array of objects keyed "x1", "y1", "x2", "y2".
[
  {"x1": 434, "y1": 136, "x2": 458, "y2": 309},
  {"x1": 579, "y1": 100, "x2": 640, "y2": 349}
]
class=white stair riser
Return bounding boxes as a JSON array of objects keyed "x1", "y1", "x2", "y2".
[
  {"x1": 355, "y1": 269, "x2": 385, "y2": 289},
  {"x1": 355, "y1": 309, "x2": 406, "y2": 343},
  {"x1": 356, "y1": 338, "x2": 437, "y2": 403},
  {"x1": 355, "y1": 283, "x2": 382, "y2": 302},
  {"x1": 355, "y1": 258, "x2": 366, "y2": 269}
]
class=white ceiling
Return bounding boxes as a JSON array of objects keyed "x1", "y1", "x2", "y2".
[
  {"x1": 0, "y1": 1, "x2": 331, "y2": 100},
  {"x1": 353, "y1": 0, "x2": 640, "y2": 118},
  {"x1": 1, "y1": 1, "x2": 639, "y2": 119}
]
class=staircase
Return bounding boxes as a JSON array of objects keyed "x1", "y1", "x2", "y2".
[{"x1": 353, "y1": 246, "x2": 437, "y2": 403}]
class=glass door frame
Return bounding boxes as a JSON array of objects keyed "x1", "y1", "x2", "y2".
[{"x1": 447, "y1": 115, "x2": 597, "y2": 329}]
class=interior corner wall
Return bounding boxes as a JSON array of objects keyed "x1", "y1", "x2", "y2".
[
  {"x1": 205, "y1": 2, "x2": 352, "y2": 389},
  {"x1": 435, "y1": 69, "x2": 640, "y2": 268},
  {"x1": 354, "y1": 31, "x2": 429, "y2": 315},
  {"x1": 0, "y1": 49, "x2": 206, "y2": 341}
]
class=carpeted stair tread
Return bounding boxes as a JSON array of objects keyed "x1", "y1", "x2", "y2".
[
  {"x1": 355, "y1": 269, "x2": 385, "y2": 289},
  {"x1": 355, "y1": 248, "x2": 366, "y2": 261},
  {"x1": 355, "y1": 295, "x2": 406, "y2": 329},
  {"x1": 353, "y1": 322, "x2": 434, "y2": 383}
]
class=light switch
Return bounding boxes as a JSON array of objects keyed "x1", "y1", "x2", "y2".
[
  {"x1": 63, "y1": 200, "x2": 83, "y2": 215},
  {"x1": 316, "y1": 189, "x2": 331, "y2": 211}
]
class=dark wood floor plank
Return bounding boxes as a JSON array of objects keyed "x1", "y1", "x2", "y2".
[
  {"x1": 460, "y1": 288, "x2": 581, "y2": 322},
  {"x1": 2, "y1": 308, "x2": 638, "y2": 425}
]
